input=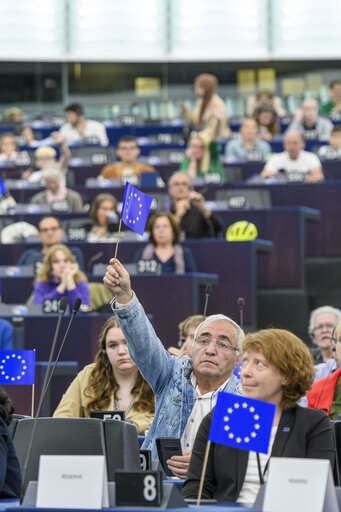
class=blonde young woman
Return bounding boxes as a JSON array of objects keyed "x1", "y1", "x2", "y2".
[
  {"x1": 53, "y1": 316, "x2": 155, "y2": 434},
  {"x1": 33, "y1": 244, "x2": 90, "y2": 310}
]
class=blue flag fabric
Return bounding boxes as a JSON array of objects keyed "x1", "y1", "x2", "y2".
[
  {"x1": 233, "y1": 362, "x2": 242, "y2": 380},
  {"x1": 208, "y1": 392, "x2": 276, "y2": 454},
  {"x1": 0, "y1": 177, "x2": 6, "y2": 197},
  {"x1": 121, "y1": 182, "x2": 153, "y2": 236},
  {"x1": 0, "y1": 350, "x2": 35, "y2": 385}
]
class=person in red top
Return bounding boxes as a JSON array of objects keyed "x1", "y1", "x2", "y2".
[{"x1": 307, "y1": 318, "x2": 341, "y2": 419}]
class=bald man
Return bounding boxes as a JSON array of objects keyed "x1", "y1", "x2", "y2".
[
  {"x1": 289, "y1": 98, "x2": 333, "y2": 141},
  {"x1": 261, "y1": 130, "x2": 324, "y2": 183}
]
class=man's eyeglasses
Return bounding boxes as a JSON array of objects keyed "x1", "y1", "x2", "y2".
[
  {"x1": 313, "y1": 323, "x2": 335, "y2": 332},
  {"x1": 195, "y1": 337, "x2": 239, "y2": 353}
]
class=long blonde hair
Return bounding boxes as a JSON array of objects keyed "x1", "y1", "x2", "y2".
[
  {"x1": 84, "y1": 317, "x2": 154, "y2": 415},
  {"x1": 35, "y1": 244, "x2": 87, "y2": 284}
]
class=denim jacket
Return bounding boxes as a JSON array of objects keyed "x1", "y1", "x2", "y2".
[{"x1": 112, "y1": 293, "x2": 242, "y2": 460}]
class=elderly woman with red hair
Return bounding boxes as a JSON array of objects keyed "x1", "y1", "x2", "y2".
[{"x1": 181, "y1": 74, "x2": 230, "y2": 140}]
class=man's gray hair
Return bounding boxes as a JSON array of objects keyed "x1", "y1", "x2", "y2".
[
  {"x1": 308, "y1": 305, "x2": 341, "y2": 335},
  {"x1": 194, "y1": 314, "x2": 244, "y2": 352}
]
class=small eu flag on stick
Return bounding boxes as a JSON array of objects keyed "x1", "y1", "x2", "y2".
[
  {"x1": 113, "y1": 182, "x2": 153, "y2": 260},
  {"x1": 196, "y1": 392, "x2": 276, "y2": 505},
  {"x1": 0, "y1": 350, "x2": 35, "y2": 385}
]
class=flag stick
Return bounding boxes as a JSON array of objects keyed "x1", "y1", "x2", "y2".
[
  {"x1": 31, "y1": 349, "x2": 36, "y2": 417},
  {"x1": 196, "y1": 440, "x2": 211, "y2": 506},
  {"x1": 113, "y1": 219, "x2": 123, "y2": 261}
]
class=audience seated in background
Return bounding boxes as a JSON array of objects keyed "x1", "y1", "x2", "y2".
[
  {"x1": 289, "y1": 98, "x2": 333, "y2": 141},
  {"x1": 133, "y1": 211, "x2": 197, "y2": 274},
  {"x1": 22, "y1": 143, "x2": 70, "y2": 182},
  {"x1": 181, "y1": 73, "x2": 230, "y2": 140},
  {"x1": 246, "y1": 89, "x2": 287, "y2": 118},
  {"x1": 307, "y1": 319, "x2": 341, "y2": 419},
  {"x1": 180, "y1": 131, "x2": 225, "y2": 181},
  {"x1": 261, "y1": 131, "x2": 324, "y2": 183},
  {"x1": 254, "y1": 104, "x2": 280, "y2": 141},
  {"x1": 2, "y1": 107, "x2": 24, "y2": 125},
  {"x1": 0, "y1": 134, "x2": 28, "y2": 163},
  {"x1": 17, "y1": 216, "x2": 85, "y2": 271},
  {"x1": 0, "y1": 319, "x2": 12, "y2": 350},
  {"x1": 308, "y1": 305, "x2": 341, "y2": 365},
  {"x1": 168, "y1": 314, "x2": 204, "y2": 358},
  {"x1": 33, "y1": 244, "x2": 90, "y2": 310},
  {"x1": 52, "y1": 103, "x2": 109, "y2": 147},
  {"x1": 87, "y1": 193, "x2": 119, "y2": 242},
  {"x1": 182, "y1": 328, "x2": 335, "y2": 503},
  {"x1": 30, "y1": 166, "x2": 83, "y2": 212},
  {"x1": 0, "y1": 387, "x2": 22, "y2": 498},
  {"x1": 104, "y1": 260, "x2": 243, "y2": 477},
  {"x1": 318, "y1": 125, "x2": 341, "y2": 159},
  {"x1": 320, "y1": 80, "x2": 341, "y2": 117},
  {"x1": 53, "y1": 316, "x2": 154, "y2": 434},
  {"x1": 225, "y1": 118, "x2": 271, "y2": 162},
  {"x1": 99, "y1": 136, "x2": 154, "y2": 180},
  {"x1": 168, "y1": 172, "x2": 224, "y2": 239}
]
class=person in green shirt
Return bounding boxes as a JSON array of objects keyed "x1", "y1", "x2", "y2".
[
  {"x1": 320, "y1": 80, "x2": 341, "y2": 116},
  {"x1": 180, "y1": 132, "x2": 226, "y2": 182}
]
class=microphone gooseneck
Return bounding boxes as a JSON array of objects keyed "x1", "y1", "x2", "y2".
[
  {"x1": 203, "y1": 284, "x2": 212, "y2": 319},
  {"x1": 237, "y1": 297, "x2": 245, "y2": 331},
  {"x1": 87, "y1": 251, "x2": 104, "y2": 273}
]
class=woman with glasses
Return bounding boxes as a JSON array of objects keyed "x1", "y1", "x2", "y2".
[
  {"x1": 307, "y1": 319, "x2": 341, "y2": 418},
  {"x1": 182, "y1": 328, "x2": 334, "y2": 504}
]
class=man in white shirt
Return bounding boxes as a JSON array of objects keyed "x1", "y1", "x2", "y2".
[
  {"x1": 53, "y1": 103, "x2": 109, "y2": 147},
  {"x1": 261, "y1": 130, "x2": 324, "y2": 183}
]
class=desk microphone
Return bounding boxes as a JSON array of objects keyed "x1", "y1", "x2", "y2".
[
  {"x1": 37, "y1": 298, "x2": 82, "y2": 415},
  {"x1": 203, "y1": 284, "x2": 212, "y2": 319},
  {"x1": 237, "y1": 297, "x2": 245, "y2": 330},
  {"x1": 20, "y1": 296, "x2": 68, "y2": 501}
]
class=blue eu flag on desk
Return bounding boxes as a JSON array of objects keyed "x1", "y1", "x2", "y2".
[
  {"x1": 209, "y1": 392, "x2": 276, "y2": 454},
  {"x1": 0, "y1": 350, "x2": 35, "y2": 385},
  {"x1": 121, "y1": 182, "x2": 153, "y2": 236}
]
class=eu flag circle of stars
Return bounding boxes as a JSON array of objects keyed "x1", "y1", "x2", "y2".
[
  {"x1": 223, "y1": 402, "x2": 261, "y2": 444},
  {"x1": 125, "y1": 192, "x2": 143, "y2": 225},
  {"x1": 0, "y1": 354, "x2": 28, "y2": 382}
]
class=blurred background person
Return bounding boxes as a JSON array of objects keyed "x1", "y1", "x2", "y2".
[
  {"x1": 87, "y1": 193, "x2": 119, "y2": 242},
  {"x1": 53, "y1": 316, "x2": 154, "y2": 434},
  {"x1": 21, "y1": 143, "x2": 70, "y2": 182},
  {"x1": 0, "y1": 134, "x2": 28, "y2": 162},
  {"x1": 261, "y1": 131, "x2": 324, "y2": 183},
  {"x1": 247, "y1": 89, "x2": 287, "y2": 118},
  {"x1": 168, "y1": 172, "x2": 224, "y2": 238},
  {"x1": 225, "y1": 118, "x2": 271, "y2": 162},
  {"x1": 17, "y1": 216, "x2": 85, "y2": 271},
  {"x1": 318, "y1": 125, "x2": 341, "y2": 159},
  {"x1": 308, "y1": 305, "x2": 341, "y2": 365},
  {"x1": 320, "y1": 80, "x2": 341, "y2": 117},
  {"x1": 254, "y1": 104, "x2": 280, "y2": 141},
  {"x1": 0, "y1": 387, "x2": 21, "y2": 498},
  {"x1": 52, "y1": 102, "x2": 109, "y2": 146},
  {"x1": 180, "y1": 131, "x2": 225, "y2": 181},
  {"x1": 168, "y1": 314, "x2": 204, "y2": 357},
  {"x1": 133, "y1": 211, "x2": 196, "y2": 274},
  {"x1": 182, "y1": 328, "x2": 334, "y2": 503},
  {"x1": 33, "y1": 244, "x2": 90, "y2": 309},
  {"x1": 288, "y1": 98, "x2": 333, "y2": 141},
  {"x1": 0, "y1": 319, "x2": 12, "y2": 350},
  {"x1": 181, "y1": 73, "x2": 230, "y2": 140},
  {"x1": 30, "y1": 166, "x2": 83, "y2": 212},
  {"x1": 99, "y1": 136, "x2": 154, "y2": 179}
]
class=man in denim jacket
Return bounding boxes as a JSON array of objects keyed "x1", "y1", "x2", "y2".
[{"x1": 104, "y1": 259, "x2": 243, "y2": 478}]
